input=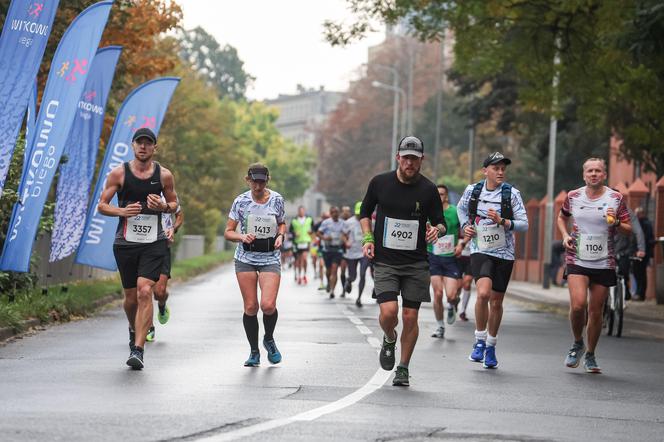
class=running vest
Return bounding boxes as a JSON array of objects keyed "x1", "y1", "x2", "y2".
[
  {"x1": 114, "y1": 162, "x2": 167, "y2": 245},
  {"x1": 467, "y1": 180, "x2": 514, "y2": 221},
  {"x1": 291, "y1": 217, "x2": 313, "y2": 244}
]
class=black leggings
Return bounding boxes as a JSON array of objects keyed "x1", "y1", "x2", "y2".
[{"x1": 346, "y1": 257, "x2": 371, "y2": 296}]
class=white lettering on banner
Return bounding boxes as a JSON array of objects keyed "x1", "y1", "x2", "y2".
[
  {"x1": 78, "y1": 100, "x2": 104, "y2": 115},
  {"x1": 9, "y1": 101, "x2": 59, "y2": 241},
  {"x1": 10, "y1": 20, "x2": 50, "y2": 36},
  {"x1": 84, "y1": 142, "x2": 131, "y2": 244}
]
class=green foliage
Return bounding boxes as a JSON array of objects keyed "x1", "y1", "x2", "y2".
[
  {"x1": 232, "y1": 101, "x2": 314, "y2": 200},
  {"x1": 203, "y1": 208, "x2": 222, "y2": 254},
  {"x1": 179, "y1": 26, "x2": 255, "y2": 100},
  {"x1": 327, "y1": 0, "x2": 664, "y2": 173}
]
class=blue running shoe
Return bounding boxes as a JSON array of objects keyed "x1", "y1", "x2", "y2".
[
  {"x1": 244, "y1": 350, "x2": 260, "y2": 367},
  {"x1": 483, "y1": 346, "x2": 498, "y2": 369},
  {"x1": 263, "y1": 338, "x2": 282, "y2": 364},
  {"x1": 469, "y1": 340, "x2": 486, "y2": 362}
]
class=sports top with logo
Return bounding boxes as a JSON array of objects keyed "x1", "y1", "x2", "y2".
[
  {"x1": 360, "y1": 171, "x2": 445, "y2": 265},
  {"x1": 428, "y1": 204, "x2": 460, "y2": 257},
  {"x1": 319, "y1": 218, "x2": 345, "y2": 253},
  {"x1": 561, "y1": 186, "x2": 629, "y2": 270},
  {"x1": 343, "y1": 216, "x2": 364, "y2": 260},
  {"x1": 229, "y1": 190, "x2": 285, "y2": 266},
  {"x1": 456, "y1": 181, "x2": 528, "y2": 260},
  {"x1": 114, "y1": 162, "x2": 167, "y2": 246}
]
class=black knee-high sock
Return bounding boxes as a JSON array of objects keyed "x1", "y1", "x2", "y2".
[
  {"x1": 243, "y1": 313, "x2": 259, "y2": 351},
  {"x1": 263, "y1": 309, "x2": 278, "y2": 341},
  {"x1": 340, "y1": 270, "x2": 346, "y2": 287}
]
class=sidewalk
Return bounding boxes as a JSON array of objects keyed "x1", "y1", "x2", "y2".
[{"x1": 507, "y1": 280, "x2": 664, "y2": 340}]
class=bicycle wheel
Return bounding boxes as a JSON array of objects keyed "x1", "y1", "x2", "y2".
[
  {"x1": 606, "y1": 287, "x2": 615, "y2": 336},
  {"x1": 615, "y1": 282, "x2": 624, "y2": 337}
]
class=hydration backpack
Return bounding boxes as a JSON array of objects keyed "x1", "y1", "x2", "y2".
[{"x1": 467, "y1": 180, "x2": 513, "y2": 221}]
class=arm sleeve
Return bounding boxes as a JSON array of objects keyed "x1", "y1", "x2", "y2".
[
  {"x1": 456, "y1": 185, "x2": 472, "y2": 229},
  {"x1": 627, "y1": 208, "x2": 645, "y2": 252},
  {"x1": 275, "y1": 196, "x2": 285, "y2": 224},
  {"x1": 510, "y1": 189, "x2": 529, "y2": 232},
  {"x1": 428, "y1": 186, "x2": 445, "y2": 228},
  {"x1": 359, "y1": 177, "x2": 378, "y2": 220}
]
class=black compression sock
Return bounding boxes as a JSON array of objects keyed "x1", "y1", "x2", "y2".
[
  {"x1": 243, "y1": 313, "x2": 259, "y2": 351},
  {"x1": 263, "y1": 309, "x2": 278, "y2": 341}
]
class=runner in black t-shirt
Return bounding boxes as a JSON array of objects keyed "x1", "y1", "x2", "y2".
[{"x1": 360, "y1": 136, "x2": 446, "y2": 386}]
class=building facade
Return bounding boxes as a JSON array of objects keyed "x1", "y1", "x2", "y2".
[{"x1": 264, "y1": 85, "x2": 342, "y2": 217}]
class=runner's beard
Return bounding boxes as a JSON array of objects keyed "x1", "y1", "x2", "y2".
[{"x1": 398, "y1": 164, "x2": 420, "y2": 183}]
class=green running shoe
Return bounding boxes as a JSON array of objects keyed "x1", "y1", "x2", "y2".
[
  {"x1": 158, "y1": 305, "x2": 170, "y2": 325},
  {"x1": 392, "y1": 366, "x2": 409, "y2": 386},
  {"x1": 146, "y1": 326, "x2": 155, "y2": 342}
]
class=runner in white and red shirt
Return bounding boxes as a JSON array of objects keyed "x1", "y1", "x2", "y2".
[{"x1": 557, "y1": 158, "x2": 632, "y2": 374}]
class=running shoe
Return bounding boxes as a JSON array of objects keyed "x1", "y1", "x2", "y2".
[
  {"x1": 469, "y1": 340, "x2": 486, "y2": 362},
  {"x1": 431, "y1": 326, "x2": 445, "y2": 339},
  {"x1": 126, "y1": 347, "x2": 144, "y2": 370},
  {"x1": 584, "y1": 353, "x2": 602, "y2": 374},
  {"x1": 329, "y1": 292, "x2": 335, "y2": 299},
  {"x1": 263, "y1": 338, "x2": 282, "y2": 364},
  {"x1": 318, "y1": 284, "x2": 326, "y2": 291},
  {"x1": 355, "y1": 297, "x2": 362, "y2": 307},
  {"x1": 303, "y1": 276, "x2": 308, "y2": 285},
  {"x1": 146, "y1": 326, "x2": 156, "y2": 342},
  {"x1": 157, "y1": 305, "x2": 170, "y2": 325},
  {"x1": 379, "y1": 331, "x2": 397, "y2": 370},
  {"x1": 483, "y1": 346, "x2": 498, "y2": 369},
  {"x1": 392, "y1": 366, "x2": 410, "y2": 386},
  {"x1": 244, "y1": 350, "x2": 260, "y2": 367},
  {"x1": 344, "y1": 281, "x2": 352, "y2": 294},
  {"x1": 447, "y1": 306, "x2": 457, "y2": 325},
  {"x1": 564, "y1": 342, "x2": 585, "y2": 368},
  {"x1": 459, "y1": 312, "x2": 469, "y2": 322},
  {"x1": 128, "y1": 328, "x2": 136, "y2": 351}
]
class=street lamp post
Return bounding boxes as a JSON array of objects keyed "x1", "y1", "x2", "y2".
[{"x1": 372, "y1": 80, "x2": 407, "y2": 170}]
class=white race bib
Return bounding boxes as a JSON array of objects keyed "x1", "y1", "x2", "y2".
[
  {"x1": 247, "y1": 214, "x2": 277, "y2": 239},
  {"x1": 125, "y1": 214, "x2": 158, "y2": 243},
  {"x1": 578, "y1": 234, "x2": 608, "y2": 261},
  {"x1": 297, "y1": 242, "x2": 309, "y2": 250},
  {"x1": 476, "y1": 224, "x2": 506, "y2": 251},
  {"x1": 433, "y1": 234, "x2": 455, "y2": 255},
  {"x1": 328, "y1": 231, "x2": 342, "y2": 247},
  {"x1": 383, "y1": 217, "x2": 419, "y2": 250}
]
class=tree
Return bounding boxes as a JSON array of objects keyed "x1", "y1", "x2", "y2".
[
  {"x1": 325, "y1": 0, "x2": 664, "y2": 173},
  {"x1": 179, "y1": 26, "x2": 254, "y2": 100},
  {"x1": 231, "y1": 101, "x2": 314, "y2": 201}
]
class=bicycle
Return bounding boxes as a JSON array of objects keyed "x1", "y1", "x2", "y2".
[{"x1": 603, "y1": 256, "x2": 641, "y2": 337}]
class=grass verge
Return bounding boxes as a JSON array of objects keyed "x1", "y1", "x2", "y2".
[{"x1": 0, "y1": 250, "x2": 234, "y2": 331}]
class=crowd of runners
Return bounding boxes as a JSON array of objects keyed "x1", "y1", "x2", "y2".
[{"x1": 100, "y1": 129, "x2": 633, "y2": 385}]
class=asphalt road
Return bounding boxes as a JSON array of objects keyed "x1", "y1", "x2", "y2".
[{"x1": 1, "y1": 263, "x2": 663, "y2": 442}]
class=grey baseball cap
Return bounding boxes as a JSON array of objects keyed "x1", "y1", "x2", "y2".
[{"x1": 397, "y1": 136, "x2": 424, "y2": 157}]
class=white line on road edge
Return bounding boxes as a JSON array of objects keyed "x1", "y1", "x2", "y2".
[
  {"x1": 356, "y1": 325, "x2": 372, "y2": 335},
  {"x1": 197, "y1": 303, "x2": 390, "y2": 441}
]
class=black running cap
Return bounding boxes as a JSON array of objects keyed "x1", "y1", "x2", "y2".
[
  {"x1": 132, "y1": 128, "x2": 157, "y2": 144},
  {"x1": 398, "y1": 136, "x2": 424, "y2": 157},
  {"x1": 248, "y1": 164, "x2": 269, "y2": 181},
  {"x1": 483, "y1": 151, "x2": 511, "y2": 167}
]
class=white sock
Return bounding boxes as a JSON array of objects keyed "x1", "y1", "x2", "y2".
[
  {"x1": 447, "y1": 302, "x2": 454, "y2": 310},
  {"x1": 437, "y1": 319, "x2": 445, "y2": 328},
  {"x1": 461, "y1": 289, "x2": 471, "y2": 312},
  {"x1": 487, "y1": 334, "x2": 497, "y2": 347},
  {"x1": 475, "y1": 329, "x2": 488, "y2": 342}
]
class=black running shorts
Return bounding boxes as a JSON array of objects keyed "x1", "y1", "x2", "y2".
[
  {"x1": 113, "y1": 240, "x2": 168, "y2": 289},
  {"x1": 161, "y1": 248, "x2": 172, "y2": 279},
  {"x1": 564, "y1": 264, "x2": 616, "y2": 287},
  {"x1": 374, "y1": 261, "x2": 430, "y2": 309},
  {"x1": 470, "y1": 253, "x2": 514, "y2": 293}
]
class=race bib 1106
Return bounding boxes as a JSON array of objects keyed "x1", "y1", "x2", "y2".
[
  {"x1": 383, "y1": 217, "x2": 419, "y2": 250},
  {"x1": 577, "y1": 234, "x2": 608, "y2": 261}
]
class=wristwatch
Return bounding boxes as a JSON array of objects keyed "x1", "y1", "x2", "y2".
[{"x1": 500, "y1": 218, "x2": 506, "y2": 226}]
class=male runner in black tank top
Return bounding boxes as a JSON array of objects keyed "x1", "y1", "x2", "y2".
[{"x1": 98, "y1": 128, "x2": 178, "y2": 369}]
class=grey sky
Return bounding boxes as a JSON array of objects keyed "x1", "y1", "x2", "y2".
[{"x1": 177, "y1": 0, "x2": 384, "y2": 100}]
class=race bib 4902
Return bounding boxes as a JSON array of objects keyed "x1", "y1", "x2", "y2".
[{"x1": 383, "y1": 217, "x2": 419, "y2": 250}]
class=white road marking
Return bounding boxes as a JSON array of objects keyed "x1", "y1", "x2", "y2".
[{"x1": 199, "y1": 300, "x2": 389, "y2": 441}]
